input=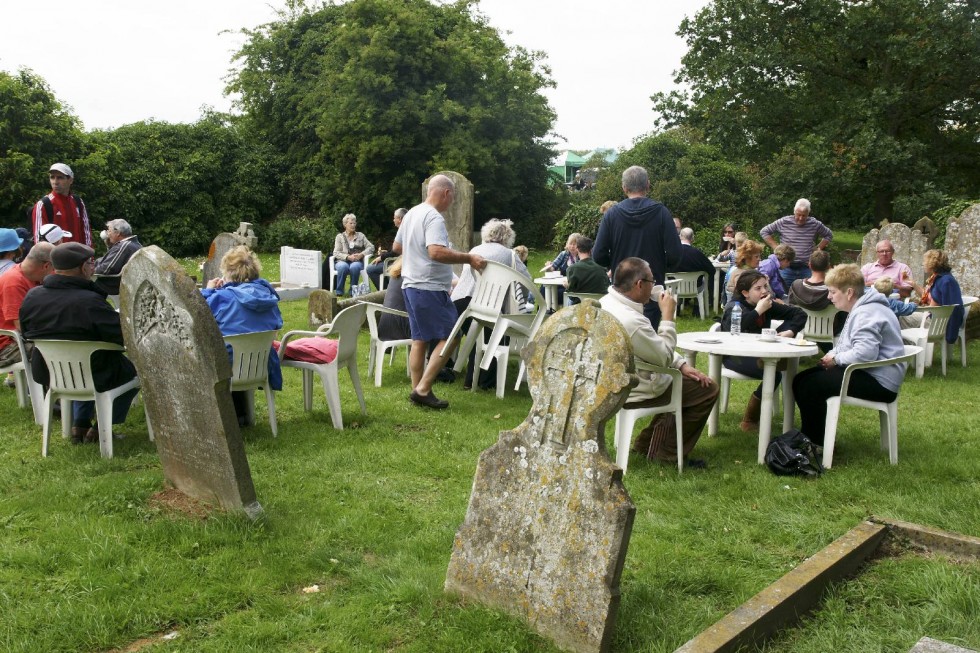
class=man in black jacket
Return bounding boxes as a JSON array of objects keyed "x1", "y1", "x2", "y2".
[
  {"x1": 94, "y1": 219, "x2": 142, "y2": 295},
  {"x1": 671, "y1": 227, "x2": 716, "y2": 315},
  {"x1": 20, "y1": 242, "x2": 138, "y2": 444},
  {"x1": 593, "y1": 165, "x2": 682, "y2": 328}
]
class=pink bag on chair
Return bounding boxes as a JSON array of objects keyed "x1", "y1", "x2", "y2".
[{"x1": 276, "y1": 338, "x2": 338, "y2": 364}]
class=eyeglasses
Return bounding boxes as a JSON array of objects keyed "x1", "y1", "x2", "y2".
[
  {"x1": 876, "y1": 250, "x2": 893, "y2": 254},
  {"x1": 638, "y1": 278, "x2": 655, "y2": 284}
]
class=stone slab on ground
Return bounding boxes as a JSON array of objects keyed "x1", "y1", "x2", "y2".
[
  {"x1": 445, "y1": 302, "x2": 637, "y2": 653},
  {"x1": 120, "y1": 245, "x2": 262, "y2": 518},
  {"x1": 910, "y1": 637, "x2": 978, "y2": 653}
]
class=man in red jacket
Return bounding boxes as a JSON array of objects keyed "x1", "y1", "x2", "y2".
[{"x1": 31, "y1": 163, "x2": 92, "y2": 247}]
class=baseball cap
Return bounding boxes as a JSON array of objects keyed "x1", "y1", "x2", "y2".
[
  {"x1": 49, "y1": 163, "x2": 74, "y2": 177},
  {"x1": 39, "y1": 223, "x2": 73, "y2": 243}
]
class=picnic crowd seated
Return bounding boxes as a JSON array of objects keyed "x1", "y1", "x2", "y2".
[
  {"x1": 721, "y1": 270, "x2": 807, "y2": 432},
  {"x1": 202, "y1": 246, "x2": 284, "y2": 426}
]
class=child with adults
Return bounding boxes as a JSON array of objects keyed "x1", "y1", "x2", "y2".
[
  {"x1": 792, "y1": 264, "x2": 908, "y2": 444},
  {"x1": 202, "y1": 246, "x2": 283, "y2": 426},
  {"x1": 721, "y1": 270, "x2": 807, "y2": 432},
  {"x1": 328, "y1": 213, "x2": 375, "y2": 296},
  {"x1": 758, "y1": 244, "x2": 796, "y2": 300}
]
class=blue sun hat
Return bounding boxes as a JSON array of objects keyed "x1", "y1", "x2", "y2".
[{"x1": 0, "y1": 228, "x2": 26, "y2": 253}]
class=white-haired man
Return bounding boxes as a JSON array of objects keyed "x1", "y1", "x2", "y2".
[
  {"x1": 94, "y1": 219, "x2": 142, "y2": 295},
  {"x1": 760, "y1": 198, "x2": 833, "y2": 287},
  {"x1": 393, "y1": 175, "x2": 487, "y2": 409}
]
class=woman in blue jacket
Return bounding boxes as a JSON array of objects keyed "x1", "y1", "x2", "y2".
[{"x1": 202, "y1": 246, "x2": 283, "y2": 426}]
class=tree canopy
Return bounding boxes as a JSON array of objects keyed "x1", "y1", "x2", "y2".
[
  {"x1": 227, "y1": 0, "x2": 557, "y2": 240},
  {"x1": 653, "y1": 0, "x2": 980, "y2": 225}
]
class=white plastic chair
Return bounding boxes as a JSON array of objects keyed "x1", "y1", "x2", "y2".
[
  {"x1": 957, "y1": 296, "x2": 976, "y2": 367},
  {"x1": 900, "y1": 305, "x2": 956, "y2": 378},
  {"x1": 800, "y1": 305, "x2": 840, "y2": 347},
  {"x1": 223, "y1": 330, "x2": 279, "y2": 437},
  {"x1": 363, "y1": 302, "x2": 412, "y2": 387},
  {"x1": 667, "y1": 271, "x2": 708, "y2": 320},
  {"x1": 31, "y1": 339, "x2": 146, "y2": 459},
  {"x1": 279, "y1": 303, "x2": 367, "y2": 429},
  {"x1": 709, "y1": 323, "x2": 782, "y2": 413},
  {"x1": 378, "y1": 256, "x2": 399, "y2": 291},
  {"x1": 822, "y1": 344, "x2": 921, "y2": 469},
  {"x1": 612, "y1": 362, "x2": 684, "y2": 475},
  {"x1": 0, "y1": 328, "x2": 45, "y2": 423},
  {"x1": 327, "y1": 255, "x2": 370, "y2": 295}
]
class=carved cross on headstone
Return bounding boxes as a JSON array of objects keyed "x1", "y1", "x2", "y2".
[{"x1": 544, "y1": 338, "x2": 601, "y2": 448}]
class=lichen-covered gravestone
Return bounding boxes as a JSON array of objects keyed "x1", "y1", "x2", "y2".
[
  {"x1": 445, "y1": 302, "x2": 637, "y2": 653},
  {"x1": 201, "y1": 222, "x2": 258, "y2": 284},
  {"x1": 944, "y1": 203, "x2": 980, "y2": 298},
  {"x1": 423, "y1": 171, "x2": 473, "y2": 254},
  {"x1": 120, "y1": 246, "x2": 262, "y2": 518}
]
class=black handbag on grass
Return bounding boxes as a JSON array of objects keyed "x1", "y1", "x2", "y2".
[{"x1": 765, "y1": 428, "x2": 824, "y2": 477}]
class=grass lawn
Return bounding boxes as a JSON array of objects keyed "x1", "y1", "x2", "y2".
[{"x1": 1, "y1": 238, "x2": 977, "y2": 652}]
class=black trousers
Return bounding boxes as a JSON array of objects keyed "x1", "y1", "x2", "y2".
[
  {"x1": 792, "y1": 366, "x2": 897, "y2": 444},
  {"x1": 723, "y1": 356, "x2": 782, "y2": 399}
]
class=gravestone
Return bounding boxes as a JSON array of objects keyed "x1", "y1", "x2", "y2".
[
  {"x1": 859, "y1": 223, "x2": 929, "y2": 286},
  {"x1": 445, "y1": 302, "x2": 637, "y2": 653},
  {"x1": 120, "y1": 246, "x2": 262, "y2": 518},
  {"x1": 912, "y1": 216, "x2": 940, "y2": 250},
  {"x1": 277, "y1": 246, "x2": 322, "y2": 300},
  {"x1": 943, "y1": 203, "x2": 980, "y2": 298},
  {"x1": 202, "y1": 222, "x2": 258, "y2": 283},
  {"x1": 423, "y1": 171, "x2": 473, "y2": 254}
]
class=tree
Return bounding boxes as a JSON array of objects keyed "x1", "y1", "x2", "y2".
[
  {"x1": 653, "y1": 0, "x2": 980, "y2": 225},
  {"x1": 227, "y1": 0, "x2": 557, "y2": 243},
  {"x1": 0, "y1": 69, "x2": 85, "y2": 225}
]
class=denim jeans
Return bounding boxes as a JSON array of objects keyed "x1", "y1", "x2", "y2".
[{"x1": 334, "y1": 260, "x2": 364, "y2": 295}]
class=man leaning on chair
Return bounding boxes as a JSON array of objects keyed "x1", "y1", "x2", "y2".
[{"x1": 599, "y1": 257, "x2": 719, "y2": 469}]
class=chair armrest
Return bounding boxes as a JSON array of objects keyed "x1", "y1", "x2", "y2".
[
  {"x1": 364, "y1": 303, "x2": 409, "y2": 319},
  {"x1": 635, "y1": 360, "x2": 684, "y2": 403},
  {"x1": 839, "y1": 347, "x2": 922, "y2": 397},
  {"x1": 278, "y1": 328, "x2": 337, "y2": 353}
]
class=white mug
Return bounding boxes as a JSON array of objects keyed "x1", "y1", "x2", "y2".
[
  {"x1": 650, "y1": 284, "x2": 664, "y2": 302},
  {"x1": 761, "y1": 328, "x2": 777, "y2": 341}
]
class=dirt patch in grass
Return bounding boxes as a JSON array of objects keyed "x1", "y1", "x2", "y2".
[
  {"x1": 106, "y1": 629, "x2": 180, "y2": 652},
  {"x1": 148, "y1": 488, "x2": 213, "y2": 521}
]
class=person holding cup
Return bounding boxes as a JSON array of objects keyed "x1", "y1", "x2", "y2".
[{"x1": 720, "y1": 270, "x2": 806, "y2": 432}]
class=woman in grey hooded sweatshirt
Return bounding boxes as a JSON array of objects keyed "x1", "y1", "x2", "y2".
[{"x1": 792, "y1": 264, "x2": 907, "y2": 444}]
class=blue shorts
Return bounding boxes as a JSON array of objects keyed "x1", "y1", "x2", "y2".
[{"x1": 403, "y1": 287, "x2": 458, "y2": 342}]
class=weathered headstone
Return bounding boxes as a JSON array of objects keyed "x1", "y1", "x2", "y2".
[
  {"x1": 944, "y1": 203, "x2": 980, "y2": 298},
  {"x1": 423, "y1": 171, "x2": 473, "y2": 254},
  {"x1": 277, "y1": 246, "x2": 322, "y2": 300},
  {"x1": 859, "y1": 223, "x2": 929, "y2": 286},
  {"x1": 912, "y1": 216, "x2": 940, "y2": 249},
  {"x1": 120, "y1": 246, "x2": 262, "y2": 518},
  {"x1": 201, "y1": 222, "x2": 258, "y2": 283},
  {"x1": 445, "y1": 302, "x2": 637, "y2": 653}
]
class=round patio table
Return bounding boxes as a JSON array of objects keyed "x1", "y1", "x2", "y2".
[{"x1": 675, "y1": 332, "x2": 818, "y2": 464}]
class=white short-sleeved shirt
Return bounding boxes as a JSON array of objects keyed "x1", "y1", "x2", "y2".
[{"x1": 395, "y1": 202, "x2": 453, "y2": 292}]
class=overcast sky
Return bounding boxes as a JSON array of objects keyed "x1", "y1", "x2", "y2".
[{"x1": 0, "y1": 0, "x2": 710, "y2": 151}]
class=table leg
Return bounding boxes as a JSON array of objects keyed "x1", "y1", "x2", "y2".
[
  {"x1": 782, "y1": 359, "x2": 799, "y2": 433},
  {"x1": 547, "y1": 286, "x2": 558, "y2": 312},
  {"x1": 707, "y1": 353, "x2": 721, "y2": 436},
  {"x1": 757, "y1": 359, "x2": 778, "y2": 464}
]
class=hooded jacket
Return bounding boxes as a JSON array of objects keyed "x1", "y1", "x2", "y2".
[
  {"x1": 593, "y1": 197, "x2": 682, "y2": 285},
  {"x1": 830, "y1": 289, "x2": 907, "y2": 392},
  {"x1": 202, "y1": 278, "x2": 284, "y2": 390}
]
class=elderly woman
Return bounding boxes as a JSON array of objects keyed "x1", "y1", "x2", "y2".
[
  {"x1": 912, "y1": 249, "x2": 965, "y2": 343},
  {"x1": 721, "y1": 270, "x2": 807, "y2": 431},
  {"x1": 328, "y1": 213, "x2": 375, "y2": 295},
  {"x1": 202, "y1": 246, "x2": 284, "y2": 426},
  {"x1": 451, "y1": 218, "x2": 531, "y2": 389},
  {"x1": 792, "y1": 264, "x2": 907, "y2": 443}
]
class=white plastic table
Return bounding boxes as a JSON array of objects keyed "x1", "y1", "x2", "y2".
[
  {"x1": 534, "y1": 276, "x2": 566, "y2": 312},
  {"x1": 675, "y1": 332, "x2": 818, "y2": 464}
]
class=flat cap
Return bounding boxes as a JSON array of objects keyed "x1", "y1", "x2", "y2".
[{"x1": 51, "y1": 242, "x2": 95, "y2": 270}]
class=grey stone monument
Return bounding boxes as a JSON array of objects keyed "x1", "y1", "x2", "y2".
[
  {"x1": 912, "y1": 216, "x2": 940, "y2": 250},
  {"x1": 202, "y1": 222, "x2": 258, "y2": 283},
  {"x1": 423, "y1": 171, "x2": 473, "y2": 254},
  {"x1": 445, "y1": 302, "x2": 637, "y2": 653},
  {"x1": 859, "y1": 222, "x2": 929, "y2": 286},
  {"x1": 944, "y1": 203, "x2": 980, "y2": 298},
  {"x1": 120, "y1": 246, "x2": 262, "y2": 518}
]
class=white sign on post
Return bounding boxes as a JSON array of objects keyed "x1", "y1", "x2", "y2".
[{"x1": 279, "y1": 247, "x2": 322, "y2": 291}]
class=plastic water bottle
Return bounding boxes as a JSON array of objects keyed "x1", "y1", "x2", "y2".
[{"x1": 730, "y1": 303, "x2": 742, "y2": 336}]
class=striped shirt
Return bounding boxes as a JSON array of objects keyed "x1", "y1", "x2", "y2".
[{"x1": 759, "y1": 215, "x2": 833, "y2": 261}]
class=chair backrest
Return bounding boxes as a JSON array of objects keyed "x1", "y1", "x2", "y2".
[
  {"x1": 32, "y1": 339, "x2": 124, "y2": 396},
  {"x1": 921, "y1": 305, "x2": 957, "y2": 341},
  {"x1": 224, "y1": 330, "x2": 277, "y2": 388},
  {"x1": 801, "y1": 305, "x2": 839, "y2": 343},
  {"x1": 667, "y1": 271, "x2": 706, "y2": 298},
  {"x1": 319, "y1": 302, "x2": 367, "y2": 364},
  {"x1": 0, "y1": 328, "x2": 29, "y2": 372},
  {"x1": 469, "y1": 261, "x2": 542, "y2": 320},
  {"x1": 709, "y1": 322, "x2": 722, "y2": 333}
]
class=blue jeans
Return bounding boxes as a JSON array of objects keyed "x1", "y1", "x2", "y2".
[
  {"x1": 334, "y1": 260, "x2": 364, "y2": 295},
  {"x1": 72, "y1": 388, "x2": 139, "y2": 427},
  {"x1": 366, "y1": 262, "x2": 384, "y2": 290},
  {"x1": 779, "y1": 264, "x2": 810, "y2": 288}
]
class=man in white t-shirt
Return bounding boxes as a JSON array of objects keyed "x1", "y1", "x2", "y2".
[{"x1": 393, "y1": 175, "x2": 486, "y2": 409}]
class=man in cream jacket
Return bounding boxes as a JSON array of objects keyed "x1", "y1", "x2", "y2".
[{"x1": 600, "y1": 257, "x2": 719, "y2": 468}]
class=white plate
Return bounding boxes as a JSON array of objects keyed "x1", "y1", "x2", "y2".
[
  {"x1": 788, "y1": 339, "x2": 814, "y2": 347},
  {"x1": 694, "y1": 337, "x2": 722, "y2": 344}
]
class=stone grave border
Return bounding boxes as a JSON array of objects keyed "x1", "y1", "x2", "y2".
[{"x1": 675, "y1": 517, "x2": 980, "y2": 653}]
